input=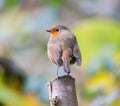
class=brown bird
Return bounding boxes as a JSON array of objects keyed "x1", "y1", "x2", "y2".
[{"x1": 46, "y1": 25, "x2": 82, "y2": 77}]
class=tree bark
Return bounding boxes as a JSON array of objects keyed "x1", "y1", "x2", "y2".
[{"x1": 47, "y1": 75, "x2": 78, "y2": 106}]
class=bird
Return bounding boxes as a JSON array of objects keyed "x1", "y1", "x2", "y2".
[{"x1": 46, "y1": 25, "x2": 82, "y2": 77}]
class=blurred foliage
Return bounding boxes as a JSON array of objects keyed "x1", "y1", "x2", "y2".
[
  {"x1": 111, "y1": 98, "x2": 120, "y2": 106},
  {"x1": 85, "y1": 70, "x2": 116, "y2": 100},
  {"x1": 0, "y1": 86, "x2": 47, "y2": 106},
  {"x1": 41, "y1": 0, "x2": 64, "y2": 6},
  {"x1": 0, "y1": 56, "x2": 48, "y2": 106},
  {"x1": 4, "y1": 0, "x2": 20, "y2": 9},
  {"x1": 73, "y1": 17, "x2": 120, "y2": 105},
  {"x1": 74, "y1": 18, "x2": 120, "y2": 65},
  {"x1": 0, "y1": 86, "x2": 22, "y2": 106}
]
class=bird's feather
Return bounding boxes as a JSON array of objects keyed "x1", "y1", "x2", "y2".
[
  {"x1": 47, "y1": 43, "x2": 62, "y2": 66},
  {"x1": 73, "y1": 42, "x2": 82, "y2": 66}
]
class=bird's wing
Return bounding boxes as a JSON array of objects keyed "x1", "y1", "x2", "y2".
[
  {"x1": 48, "y1": 43, "x2": 62, "y2": 66},
  {"x1": 73, "y1": 40, "x2": 82, "y2": 66}
]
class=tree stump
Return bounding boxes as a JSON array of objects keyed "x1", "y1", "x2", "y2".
[{"x1": 47, "y1": 75, "x2": 78, "y2": 106}]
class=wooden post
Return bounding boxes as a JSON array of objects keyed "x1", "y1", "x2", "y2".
[{"x1": 47, "y1": 75, "x2": 78, "y2": 106}]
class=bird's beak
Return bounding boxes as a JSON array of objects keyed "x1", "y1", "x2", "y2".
[{"x1": 46, "y1": 30, "x2": 51, "y2": 33}]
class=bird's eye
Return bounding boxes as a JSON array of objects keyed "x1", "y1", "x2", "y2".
[{"x1": 56, "y1": 29, "x2": 59, "y2": 32}]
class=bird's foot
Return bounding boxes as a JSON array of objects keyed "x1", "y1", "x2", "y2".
[{"x1": 56, "y1": 66, "x2": 60, "y2": 78}]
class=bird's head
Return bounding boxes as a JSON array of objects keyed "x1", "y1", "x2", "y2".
[{"x1": 46, "y1": 25, "x2": 69, "y2": 38}]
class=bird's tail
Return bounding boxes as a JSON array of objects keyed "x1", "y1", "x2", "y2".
[{"x1": 63, "y1": 58, "x2": 71, "y2": 74}]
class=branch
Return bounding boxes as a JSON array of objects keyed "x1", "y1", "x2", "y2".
[{"x1": 47, "y1": 75, "x2": 78, "y2": 106}]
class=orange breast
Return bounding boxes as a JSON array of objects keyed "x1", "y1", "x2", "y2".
[{"x1": 50, "y1": 32, "x2": 60, "y2": 37}]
